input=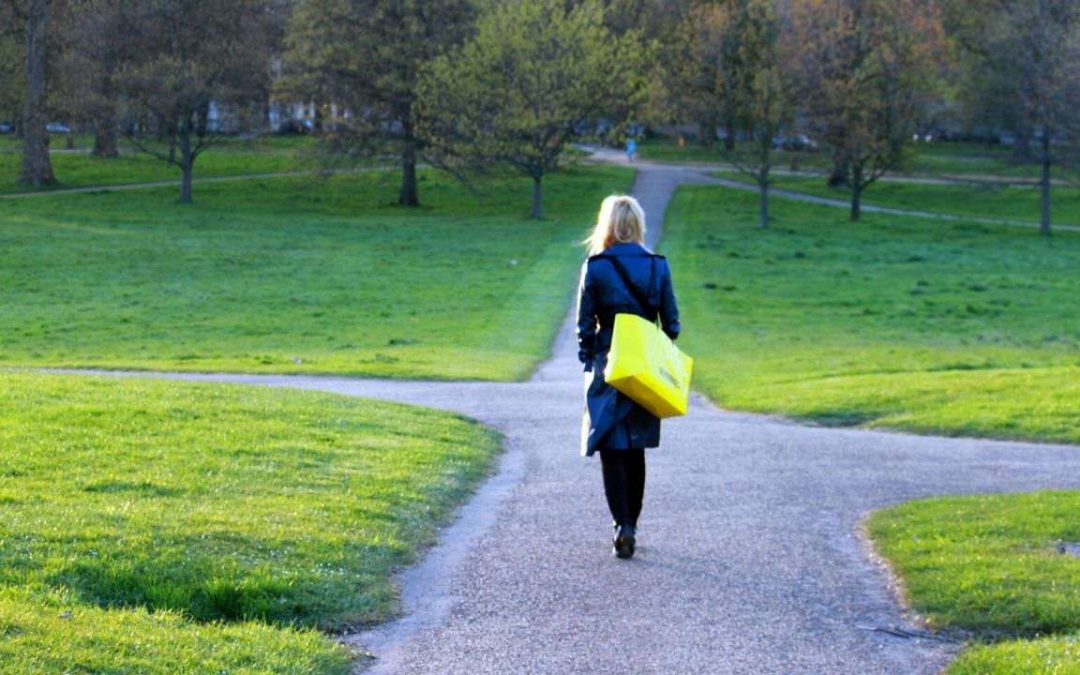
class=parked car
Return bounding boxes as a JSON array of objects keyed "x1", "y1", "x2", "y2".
[
  {"x1": 0, "y1": 122, "x2": 13, "y2": 134},
  {"x1": 772, "y1": 134, "x2": 818, "y2": 151},
  {"x1": 46, "y1": 122, "x2": 71, "y2": 133}
]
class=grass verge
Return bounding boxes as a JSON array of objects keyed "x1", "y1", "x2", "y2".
[
  {"x1": 1, "y1": 165, "x2": 631, "y2": 379},
  {"x1": 0, "y1": 370, "x2": 501, "y2": 671},
  {"x1": 638, "y1": 136, "x2": 1063, "y2": 179},
  {"x1": 714, "y1": 169, "x2": 1080, "y2": 225},
  {"x1": 663, "y1": 184, "x2": 1080, "y2": 444},
  {"x1": 0, "y1": 137, "x2": 319, "y2": 194},
  {"x1": 868, "y1": 491, "x2": 1080, "y2": 673}
]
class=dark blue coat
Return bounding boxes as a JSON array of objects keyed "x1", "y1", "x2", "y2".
[{"x1": 576, "y1": 242, "x2": 681, "y2": 456}]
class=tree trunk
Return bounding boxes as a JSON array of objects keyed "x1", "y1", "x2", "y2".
[
  {"x1": 758, "y1": 179, "x2": 769, "y2": 230},
  {"x1": 850, "y1": 163, "x2": 863, "y2": 222},
  {"x1": 398, "y1": 128, "x2": 419, "y2": 207},
  {"x1": 827, "y1": 152, "x2": 849, "y2": 188},
  {"x1": 1039, "y1": 129, "x2": 1051, "y2": 236},
  {"x1": 531, "y1": 174, "x2": 543, "y2": 219},
  {"x1": 723, "y1": 117, "x2": 736, "y2": 151},
  {"x1": 758, "y1": 140, "x2": 770, "y2": 229},
  {"x1": 178, "y1": 116, "x2": 194, "y2": 203},
  {"x1": 1013, "y1": 128, "x2": 1033, "y2": 161},
  {"x1": 19, "y1": 0, "x2": 56, "y2": 187},
  {"x1": 93, "y1": 108, "x2": 119, "y2": 158},
  {"x1": 699, "y1": 120, "x2": 717, "y2": 150},
  {"x1": 156, "y1": 112, "x2": 170, "y2": 142}
]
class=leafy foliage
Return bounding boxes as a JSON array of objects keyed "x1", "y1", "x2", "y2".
[{"x1": 417, "y1": 0, "x2": 652, "y2": 217}]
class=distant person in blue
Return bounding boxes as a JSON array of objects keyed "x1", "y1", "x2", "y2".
[{"x1": 625, "y1": 138, "x2": 638, "y2": 163}]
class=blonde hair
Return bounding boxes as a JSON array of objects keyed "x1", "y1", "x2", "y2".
[{"x1": 584, "y1": 195, "x2": 646, "y2": 256}]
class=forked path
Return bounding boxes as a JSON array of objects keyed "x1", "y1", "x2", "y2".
[{"x1": 61, "y1": 165, "x2": 1080, "y2": 674}]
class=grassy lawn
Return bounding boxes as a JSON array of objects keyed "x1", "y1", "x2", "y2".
[
  {"x1": 663, "y1": 185, "x2": 1080, "y2": 444},
  {"x1": 0, "y1": 370, "x2": 500, "y2": 672},
  {"x1": 638, "y1": 136, "x2": 1060, "y2": 179},
  {"x1": 1, "y1": 165, "x2": 631, "y2": 379},
  {"x1": 868, "y1": 491, "x2": 1080, "y2": 673},
  {"x1": 718, "y1": 170, "x2": 1080, "y2": 225},
  {"x1": 0, "y1": 136, "x2": 323, "y2": 194}
]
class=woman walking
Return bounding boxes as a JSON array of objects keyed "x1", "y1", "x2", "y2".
[{"x1": 576, "y1": 194, "x2": 680, "y2": 559}]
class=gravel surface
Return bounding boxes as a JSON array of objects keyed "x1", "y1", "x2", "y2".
[{"x1": 47, "y1": 162, "x2": 1080, "y2": 674}]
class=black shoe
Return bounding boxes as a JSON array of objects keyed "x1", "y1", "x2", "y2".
[{"x1": 613, "y1": 524, "x2": 636, "y2": 559}]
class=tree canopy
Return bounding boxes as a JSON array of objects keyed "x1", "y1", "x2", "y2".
[{"x1": 417, "y1": 0, "x2": 652, "y2": 218}]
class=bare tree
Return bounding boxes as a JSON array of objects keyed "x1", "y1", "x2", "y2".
[
  {"x1": 793, "y1": 0, "x2": 944, "y2": 221},
  {"x1": 0, "y1": 3, "x2": 23, "y2": 130},
  {"x1": 116, "y1": 0, "x2": 272, "y2": 203},
  {"x1": 669, "y1": 1, "x2": 745, "y2": 149},
  {"x1": 17, "y1": 0, "x2": 57, "y2": 186},
  {"x1": 979, "y1": 0, "x2": 1080, "y2": 235},
  {"x1": 55, "y1": 0, "x2": 127, "y2": 157},
  {"x1": 684, "y1": 0, "x2": 796, "y2": 229},
  {"x1": 280, "y1": 0, "x2": 475, "y2": 207}
]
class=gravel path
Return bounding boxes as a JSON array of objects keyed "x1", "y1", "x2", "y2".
[{"x1": 49, "y1": 163, "x2": 1080, "y2": 674}]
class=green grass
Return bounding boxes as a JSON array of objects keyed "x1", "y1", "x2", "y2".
[
  {"x1": 0, "y1": 370, "x2": 501, "y2": 671},
  {"x1": 638, "y1": 136, "x2": 1063, "y2": 179},
  {"x1": 718, "y1": 171, "x2": 1080, "y2": 225},
  {"x1": 949, "y1": 635, "x2": 1080, "y2": 674},
  {"x1": 663, "y1": 185, "x2": 1080, "y2": 444},
  {"x1": 1, "y1": 165, "x2": 631, "y2": 379},
  {"x1": 868, "y1": 491, "x2": 1080, "y2": 673},
  {"x1": 0, "y1": 136, "x2": 323, "y2": 194}
]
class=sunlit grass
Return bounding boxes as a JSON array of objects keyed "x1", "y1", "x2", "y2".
[
  {"x1": 1, "y1": 165, "x2": 631, "y2": 379},
  {"x1": 869, "y1": 492, "x2": 1080, "y2": 673},
  {"x1": 663, "y1": 184, "x2": 1080, "y2": 443},
  {"x1": 0, "y1": 370, "x2": 501, "y2": 671}
]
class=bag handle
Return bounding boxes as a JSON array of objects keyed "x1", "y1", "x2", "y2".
[{"x1": 599, "y1": 254, "x2": 657, "y2": 319}]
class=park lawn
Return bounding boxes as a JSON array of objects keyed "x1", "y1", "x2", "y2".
[
  {"x1": 0, "y1": 370, "x2": 501, "y2": 672},
  {"x1": 0, "y1": 136, "x2": 323, "y2": 194},
  {"x1": 715, "y1": 169, "x2": 1080, "y2": 225},
  {"x1": 1, "y1": 165, "x2": 631, "y2": 379},
  {"x1": 639, "y1": 136, "x2": 1053, "y2": 179},
  {"x1": 663, "y1": 185, "x2": 1080, "y2": 445},
  {"x1": 867, "y1": 491, "x2": 1080, "y2": 673}
]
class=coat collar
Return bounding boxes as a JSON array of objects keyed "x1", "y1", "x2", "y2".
[{"x1": 604, "y1": 242, "x2": 651, "y2": 256}]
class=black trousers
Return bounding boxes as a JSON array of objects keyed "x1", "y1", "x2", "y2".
[{"x1": 599, "y1": 448, "x2": 646, "y2": 528}]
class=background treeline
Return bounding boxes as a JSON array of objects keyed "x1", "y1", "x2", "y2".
[{"x1": 2, "y1": 0, "x2": 1078, "y2": 229}]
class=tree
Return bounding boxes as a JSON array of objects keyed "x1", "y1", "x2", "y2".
[
  {"x1": 0, "y1": 3, "x2": 23, "y2": 130},
  {"x1": 116, "y1": 0, "x2": 272, "y2": 203},
  {"x1": 669, "y1": 1, "x2": 744, "y2": 150},
  {"x1": 280, "y1": 0, "x2": 475, "y2": 207},
  {"x1": 1007, "y1": 0, "x2": 1079, "y2": 236},
  {"x1": 793, "y1": 0, "x2": 944, "y2": 221},
  {"x1": 961, "y1": 0, "x2": 1080, "y2": 236},
  {"x1": 55, "y1": 0, "x2": 128, "y2": 157},
  {"x1": 682, "y1": 0, "x2": 795, "y2": 229},
  {"x1": 417, "y1": 0, "x2": 652, "y2": 218},
  {"x1": 17, "y1": 0, "x2": 57, "y2": 186}
]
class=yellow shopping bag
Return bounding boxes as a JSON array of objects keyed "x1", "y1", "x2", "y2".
[{"x1": 603, "y1": 313, "x2": 693, "y2": 418}]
